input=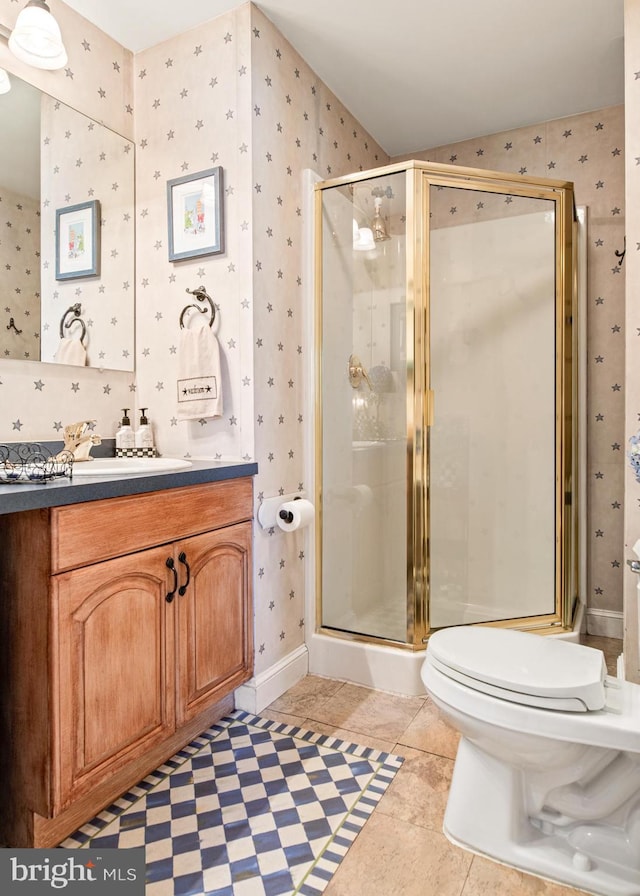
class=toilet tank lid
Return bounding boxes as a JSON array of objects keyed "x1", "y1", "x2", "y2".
[{"x1": 427, "y1": 627, "x2": 607, "y2": 711}]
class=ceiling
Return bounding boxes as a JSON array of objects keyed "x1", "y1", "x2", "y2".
[{"x1": 62, "y1": 0, "x2": 625, "y2": 157}]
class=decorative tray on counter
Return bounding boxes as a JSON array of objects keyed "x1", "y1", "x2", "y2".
[{"x1": 0, "y1": 443, "x2": 74, "y2": 484}]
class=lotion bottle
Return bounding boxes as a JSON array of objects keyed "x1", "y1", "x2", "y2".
[
  {"x1": 116, "y1": 409, "x2": 135, "y2": 450},
  {"x1": 135, "y1": 408, "x2": 154, "y2": 450}
]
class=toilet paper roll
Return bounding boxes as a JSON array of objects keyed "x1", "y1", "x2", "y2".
[{"x1": 277, "y1": 498, "x2": 315, "y2": 532}]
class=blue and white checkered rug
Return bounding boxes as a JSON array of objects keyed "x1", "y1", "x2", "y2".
[{"x1": 62, "y1": 710, "x2": 404, "y2": 895}]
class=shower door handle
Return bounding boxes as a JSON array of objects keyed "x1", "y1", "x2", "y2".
[
  {"x1": 627, "y1": 559, "x2": 640, "y2": 574},
  {"x1": 427, "y1": 389, "x2": 435, "y2": 427}
]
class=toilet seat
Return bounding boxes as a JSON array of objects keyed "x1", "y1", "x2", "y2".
[{"x1": 427, "y1": 627, "x2": 607, "y2": 712}]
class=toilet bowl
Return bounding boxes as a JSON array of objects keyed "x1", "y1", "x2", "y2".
[{"x1": 421, "y1": 626, "x2": 640, "y2": 896}]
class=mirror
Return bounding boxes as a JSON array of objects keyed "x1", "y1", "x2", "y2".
[{"x1": 0, "y1": 73, "x2": 135, "y2": 371}]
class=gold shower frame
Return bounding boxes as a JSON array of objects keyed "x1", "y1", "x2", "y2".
[{"x1": 314, "y1": 160, "x2": 578, "y2": 649}]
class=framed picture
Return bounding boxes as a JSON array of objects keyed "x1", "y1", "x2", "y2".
[
  {"x1": 55, "y1": 200, "x2": 101, "y2": 280},
  {"x1": 167, "y1": 167, "x2": 224, "y2": 262}
]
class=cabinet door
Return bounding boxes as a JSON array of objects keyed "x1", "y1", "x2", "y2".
[
  {"x1": 175, "y1": 522, "x2": 253, "y2": 725},
  {"x1": 52, "y1": 545, "x2": 176, "y2": 810}
]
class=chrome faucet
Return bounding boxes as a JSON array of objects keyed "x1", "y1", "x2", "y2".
[{"x1": 59, "y1": 420, "x2": 102, "y2": 461}]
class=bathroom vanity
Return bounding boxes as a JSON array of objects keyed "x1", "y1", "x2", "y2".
[{"x1": 0, "y1": 460, "x2": 257, "y2": 847}]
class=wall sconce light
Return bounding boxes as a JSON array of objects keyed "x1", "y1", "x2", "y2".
[
  {"x1": 0, "y1": 68, "x2": 11, "y2": 94},
  {"x1": 8, "y1": 0, "x2": 67, "y2": 70}
]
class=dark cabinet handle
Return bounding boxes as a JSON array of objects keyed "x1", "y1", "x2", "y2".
[
  {"x1": 166, "y1": 557, "x2": 178, "y2": 602},
  {"x1": 178, "y1": 551, "x2": 191, "y2": 596}
]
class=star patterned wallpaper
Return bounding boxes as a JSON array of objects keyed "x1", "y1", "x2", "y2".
[
  {"x1": 249, "y1": 6, "x2": 386, "y2": 671},
  {"x1": 133, "y1": 3, "x2": 254, "y2": 464},
  {"x1": 623, "y1": 0, "x2": 640, "y2": 681},
  {"x1": 40, "y1": 94, "x2": 135, "y2": 370},
  {"x1": 0, "y1": 0, "x2": 638, "y2": 681},
  {"x1": 0, "y1": 184, "x2": 40, "y2": 360},
  {"x1": 133, "y1": 3, "x2": 387, "y2": 677},
  {"x1": 0, "y1": 0, "x2": 135, "y2": 440}
]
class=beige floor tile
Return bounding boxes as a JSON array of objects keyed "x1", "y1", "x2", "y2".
[
  {"x1": 462, "y1": 855, "x2": 592, "y2": 896},
  {"x1": 303, "y1": 681, "x2": 425, "y2": 743},
  {"x1": 263, "y1": 674, "x2": 344, "y2": 717},
  {"x1": 263, "y1": 673, "x2": 604, "y2": 896},
  {"x1": 398, "y1": 696, "x2": 461, "y2": 759},
  {"x1": 580, "y1": 634, "x2": 622, "y2": 676},
  {"x1": 323, "y1": 811, "x2": 471, "y2": 896},
  {"x1": 255, "y1": 708, "x2": 308, "y2": 728},
  {"x1": 297, "y1": 719, "x2": 398, "y2": 755},
  {"x1": 377, "y1": 745, "x2": 453, "y2": 833}
]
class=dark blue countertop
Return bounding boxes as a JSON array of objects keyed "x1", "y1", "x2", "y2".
[{"x1": 0, "y1": 458, "x2": 258, "y2": 515}]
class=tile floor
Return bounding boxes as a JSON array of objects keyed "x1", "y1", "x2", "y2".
[
  {"x1": 258, "y1": 634, "x2": 622, "y2": 896},
  {"x1": 64, "y1": 712, "x2": 404, "y2": 896}
]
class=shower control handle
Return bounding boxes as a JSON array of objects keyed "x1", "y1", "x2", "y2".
[
  {"x1": 627, "y1": 559, "x2": 640, "y2": 574},
  {"x1": 348, "y1": 354, "x2": 372, "y2": 390}
]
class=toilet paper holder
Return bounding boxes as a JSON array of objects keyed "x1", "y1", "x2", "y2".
[
  {"x1": 278, "y1": 498, "x2": 302, "y2": 525},
  {"x1": 257, "y1": 492, "x2": 306, "y2": 529}
]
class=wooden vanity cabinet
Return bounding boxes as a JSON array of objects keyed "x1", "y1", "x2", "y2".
[
  {"x1": 0, "y1": 477, "x2": 254, "y2": 848},
  {"x1": 52, "y1": 544, "x2": 176, "y2": 812}
]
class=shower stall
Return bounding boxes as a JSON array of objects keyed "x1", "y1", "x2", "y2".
[{"x1": 310, "y1": 161, "x2": 579, "y2": 693}]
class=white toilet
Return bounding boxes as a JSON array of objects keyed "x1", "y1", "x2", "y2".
[{"x1": 421, "y1": 626, "x2": 640, "y2": 896}]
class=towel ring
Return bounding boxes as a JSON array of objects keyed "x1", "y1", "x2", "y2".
[
  {"x1": 180, "y1": 286, "x2": 216, "y2": 329},
  {"x1": 59, "y1": 303, "x2": 87, "y2": 344}
]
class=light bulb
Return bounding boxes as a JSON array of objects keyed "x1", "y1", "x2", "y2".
[{"x1": 9, "y1": 0, "x2": 68, "y2": 71}]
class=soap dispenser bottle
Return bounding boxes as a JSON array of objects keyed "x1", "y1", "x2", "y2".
[
  {"x1": 135, "y1": 408, "x2": 154, "y2": 450},
  {"x1": 116, "y1": 409, "x2": 135, "y2": 450}
]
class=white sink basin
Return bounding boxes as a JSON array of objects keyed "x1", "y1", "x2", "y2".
[{"x1": 72, "y1": 457, "x2": 193, "y2": 476}]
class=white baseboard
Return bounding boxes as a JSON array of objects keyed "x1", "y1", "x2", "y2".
[
  {"x1": 586, "y1": 608, "x2": 623, "y2": 640},
  {"x1": 234, "y1": 644, "x2": 309, "y2": 714}
]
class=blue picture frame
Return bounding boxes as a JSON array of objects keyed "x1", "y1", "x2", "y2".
[
  {"x1": 55, "y1": 199, "x2": 101, "y2": 280},
  {"x1": 167, "y1": 166, "x2": 225, "y2": 262}
]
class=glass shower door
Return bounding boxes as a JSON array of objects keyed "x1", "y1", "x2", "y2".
[
  {"x1": 318, "y1": 171, "x2": 409, "y2": 643},
  {"x1": 427, "y1": 183, "x2": 559, "y2": 628},
  {"x1": 316, "y1": 161, "x2": 575, "y2": 649}
]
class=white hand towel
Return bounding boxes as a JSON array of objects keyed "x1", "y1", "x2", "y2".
[
  {"x1": 177, "y1": 320, "x2": 223, "y2": 420},
  {"x1": 54, "y1": 338, "x2": 87, "y2": 366}
]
